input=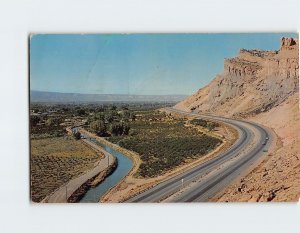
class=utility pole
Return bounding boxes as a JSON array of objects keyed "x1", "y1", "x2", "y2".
[{"x1": 181, "y1": 179, "x2": 184, "y2": 189}]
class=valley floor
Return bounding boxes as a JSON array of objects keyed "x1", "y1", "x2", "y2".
[{"x1": 100, "y1": 113, "x2": 237, "y2": 203}]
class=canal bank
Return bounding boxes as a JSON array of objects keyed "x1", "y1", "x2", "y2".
[
  {"x1": 68, "y1": 156, "x2": 118, "y2": 202},
  {"x1": 42, "y1": 138, "x2": 116, "y2": 203},
  {"x1": 79, "y1": 143, "x2": 133, "y2": 202},
  {"x1": 80, "y1": 128, "x2": 141, "y2": 202},
  {"x1": 78, "y1": 129, "x2": 135, "y2": 203}
]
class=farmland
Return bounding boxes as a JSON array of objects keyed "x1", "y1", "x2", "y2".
[
  {"x1": 107, "y1": 110, "x2": 222, "y2": 178},
  {"x1": 30, "y1": 136, "x2": 100, "y2": 202},
  {"x1": 30, "y1": 102, "x2": 222, "y2": 201},
  {"x1": 30, "y1": 102, "x2": 176, "y2": 202}
]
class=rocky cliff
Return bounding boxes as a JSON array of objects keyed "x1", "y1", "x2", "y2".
[
  {"x1": 175, "y1": 37, "x2": 300, "y2": 202},
  {"x1": 175, "y1": 37, "x2": 299, "y2": 118}
]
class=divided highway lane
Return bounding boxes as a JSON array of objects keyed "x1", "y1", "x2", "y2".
[
  {"x1": 127, "y1": 108, "x2": 272, "y2": 203},
  {"x1": 169, "y1": 113, "x2": 270, "y2": 202}
]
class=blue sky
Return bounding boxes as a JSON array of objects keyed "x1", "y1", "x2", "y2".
[{"x1": 30, "y1": 33, "x2": 297, "y2": 95}]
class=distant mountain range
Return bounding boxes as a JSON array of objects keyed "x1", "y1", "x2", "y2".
[{"x1": 30, "y1": 90, "x2": 187, "y2": 103}]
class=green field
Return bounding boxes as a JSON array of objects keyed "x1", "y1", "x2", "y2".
[
  {"x1": 108, "y1": 110, "x2": 222, "y2": 178},
  {"x1": 30, "y1": 103, "x2": 222, "y2": 200}
]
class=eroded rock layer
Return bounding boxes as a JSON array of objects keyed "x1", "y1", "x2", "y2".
[{"x1": 175, "y1": 37, "x2": 299, "y2": 118}]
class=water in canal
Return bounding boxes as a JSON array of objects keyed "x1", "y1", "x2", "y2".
[{"x1": 79, "y1": 142, "x2": 133, "y2": 203}]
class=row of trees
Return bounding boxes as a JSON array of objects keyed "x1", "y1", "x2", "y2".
[
  {"x1": 86, "y1": 108, "x2": 135, "y2": 137},
  {"x1": 89, "y1": 119, "x2": 130, "y2": 136},
  {"x1": 30, "y1": 115, "x2": 62, "y2": 127},
  {"x1": 73, "y1": 105, "x2": 122, "y2": 117}
]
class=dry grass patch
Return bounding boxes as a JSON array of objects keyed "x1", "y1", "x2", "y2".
[{"x1": 30, "y1": 136, "x2": 100, "y2": 202}]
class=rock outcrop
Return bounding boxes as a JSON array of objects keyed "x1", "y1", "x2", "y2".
[
  {"x1": 175, "y1": 37, "x2": 299, "y2": 118},
  {"x1": 175, "y1": 37, "x2": 300, "y2": 202}
]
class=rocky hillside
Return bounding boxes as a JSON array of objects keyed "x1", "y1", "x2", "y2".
[
  {"x1": 175, "y1": 37, "x2": 299, "y2": 202},
  {"x1": 214, "y1": 92, "x2": 300, "y2": 202},
  {"x1": 175, "y1": 37, "x2": 299, "y2": 118}
]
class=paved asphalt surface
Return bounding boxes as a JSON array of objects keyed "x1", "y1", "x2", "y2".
[{"x1": 126, "y1": 108, "x2": 272, "y2": 203}]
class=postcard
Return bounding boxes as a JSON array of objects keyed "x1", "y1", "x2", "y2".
[{"x1": 29, "y1": 33, "x2": 299, "y2": 203}]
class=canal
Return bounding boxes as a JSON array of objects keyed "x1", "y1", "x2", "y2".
[{"x1": 79, "y1": 137, "x2": 133, "y2": 203}]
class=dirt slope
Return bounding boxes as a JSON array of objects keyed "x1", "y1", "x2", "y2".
[
  {"x1": 215, "y1": 93, "x2": 299, "y2": 202},
  {"x1": 175, "y1": 37, "x2": 299, "y2": 202}
]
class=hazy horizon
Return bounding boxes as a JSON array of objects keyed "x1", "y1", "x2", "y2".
[
  {"x1": 30, "y1": 33, "x2": 298, "y2": 95},
  {"x1": 30, "y1": 89, "x2": 188, "y2": 96}
]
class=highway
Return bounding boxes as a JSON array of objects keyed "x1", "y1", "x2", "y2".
[{"x1": 126, "y1": 108, "x2": 273, "y2": 202}]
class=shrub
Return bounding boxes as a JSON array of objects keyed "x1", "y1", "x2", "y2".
[
  {"x1": 45, "y1": 117, "x2": 62, "y2": 127},
  {"x1": 73, "y1": 131, "x2": 81, "y2": 140},
  {"x1": 30, "y1": 115, "x2": 40, "y2": 127}
]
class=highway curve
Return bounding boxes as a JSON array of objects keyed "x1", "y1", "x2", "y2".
[{"x1": 126, "y1": 108, "x2": 273, "y2": 203}]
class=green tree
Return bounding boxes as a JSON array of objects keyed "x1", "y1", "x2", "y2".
[
  {"x1": 94, "y1": 112, "x2": 105, "y2": 121},
  {"x1": 73, "y1": 131, "x2": 81, "y2": 140},
  {"x1": 90, "y1": 120, "x2": 107, "y2": 136},
  {"x1": 45, "y1": 117, "x2": 61, "y2": 127},
  {"x1": 105, "y1": 111, "x2": 116, "y2": 123},
  {"x1": 30, "y1": 115, "x2": 40, "y2": 127},
  {"x1": 123, "y1": 123, "x2": 130, "y2": 135},
  {"x1": 110, "y1": 123, "x2": 121, "y2": 136},
  {"x1": 110, "y1": 123, "x2": 130, "y2": 136},
  {"x1": 122, "y1": 110, "x2": 134, "y2": 122},
  {"x1": 76, "y1": 108, "x2": 86, "y2": 116}
]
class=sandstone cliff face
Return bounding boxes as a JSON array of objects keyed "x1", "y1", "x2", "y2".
[
  {"x1": 175, "y1": 37, "x2": 299, "y2": 118},
  {"x1": 175, "y1": 37, "x2": 299, "y2": 202}
]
